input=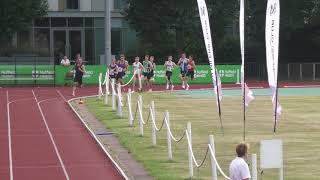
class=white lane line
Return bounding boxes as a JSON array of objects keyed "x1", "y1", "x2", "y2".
[
  {"x1": 56, "y1": 89, "x2": 68, "y2": 102},
  {"x1": 32, "y1": 90, "x2": 70, "y2": 180},
  {"x1": 6, "y1": 91, "x2": 13, "y2": 180},
  {"x1": 67, "y1": 95, "x2": 130, "y2": 180}
]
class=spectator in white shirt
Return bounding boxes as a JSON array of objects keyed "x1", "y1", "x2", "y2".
[
  {"x1": 229, "y1": 143, "x2": 251, "y2": 180},
  {"x1": 60, "y1": 56, "x2": 70, "y2": 66}
]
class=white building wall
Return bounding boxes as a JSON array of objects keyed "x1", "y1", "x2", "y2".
[
  {"x1": 48, "y1": 0, "x2": 58, "y2": 11},
  {"x1": 80, "y1": 0, "x2": 92, "y2": 11}
]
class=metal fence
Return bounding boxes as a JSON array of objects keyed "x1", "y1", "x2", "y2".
[
  {"x1": 0, "y1": 56, "x2": 54, "y2": 65},
  {"x1": 246, "y1": 62, "x2": 320, "y2": 81}
]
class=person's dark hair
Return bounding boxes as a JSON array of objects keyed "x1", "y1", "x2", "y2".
[{"x1": 236, "y1": 143, "x2": 248, "y2": 157}]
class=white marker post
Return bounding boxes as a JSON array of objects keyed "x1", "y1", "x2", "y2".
[
  {"x1": 166, "y1": 111, "x2": 172, "y2": 160},
  {"x1": 104, "y1": 72, "x2": 110, "y2": 105},
  {"x1": 127, "y1": 88, "x2": 133, "y2": 126},
  {"x1": 252, "y1": 154, "x2": 258, "y2": 180},
  {"x1": 98, "y1": 73, "x2": 102, "y2": 99},
  {"x1": 116, "y1": 92, "x2": 122, "y2": 117},
  {"x1": 151, "y1": 101, "x2": 156, "y2": 146},
  {"x1": 209, "y1": 135, "x2": 217, "y2": 180},
  {"x1": 111, "y1": 79, "x2": 116, "y2": 111},
  {"x1": 187, "y1": 122, "x2": 193, "y2": 178},
  {"x1": 138, "y1": 98, "x2": 144, "y2": 136}
]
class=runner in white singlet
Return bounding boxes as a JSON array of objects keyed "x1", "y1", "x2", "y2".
[
  {"x1": 164, "y1": 55, "x2": 176, "y2": 90},
  {"x1": 132, "y1": 56, "x2": 144, "y2": 92}
]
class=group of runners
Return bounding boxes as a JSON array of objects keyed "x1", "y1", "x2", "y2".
[
  {"x1": 108, "y1": 52, "x2": 196, "y2": 92},
  {"x1": 71, "y1": 52, "x2": 196, "y2": 96}
]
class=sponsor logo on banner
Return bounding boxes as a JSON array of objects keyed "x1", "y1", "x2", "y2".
[{"x1": 266, "y1": 0, "x2": 281, "y2": 119}]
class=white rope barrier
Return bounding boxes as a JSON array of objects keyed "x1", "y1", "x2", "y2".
[
  {"x1": 121, "y1": 70, "x2": 138, "y2": 87},
  {"x1": 208, "y1": 145, "x2": 230, "y2": 179},
  {"x1": 164, "y1": 115, "x2": 184, "y2": 142},
  {"x1": 114, "y1": 92, "x2": 258, "y2": 180},
  {"x1": 128, "y1": 88, "x2": 133, "y2": 126}
]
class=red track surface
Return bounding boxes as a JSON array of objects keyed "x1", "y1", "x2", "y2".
[
  {"x1": 0, "y1": 87, "x2": 123, "y2": 180},
  {"x1": 0, "y1": 81, "x2": 319, "y2": 180}
]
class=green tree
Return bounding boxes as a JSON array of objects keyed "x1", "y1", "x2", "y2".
[
  {"x1": 0, "y1": 0, "x2": 48, "y2": 40},
  {"x1": 124, "y1": 0, "x2": 239, "y2": 63},
  {"x1": 246, "y1": 0, "x2": 320, "y2": 62}
]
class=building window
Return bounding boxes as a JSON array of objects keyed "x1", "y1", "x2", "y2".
[
  {"x1": 51, "y1": 18, "x2": 67, "y2": 27},
  {"x1": 111, "y1": 29, "x2": 121, "y2": 55},
  {"x1": 68, "y1": 18, "x2": 83, "y2": 27},
  {"x1": 34, "y1": 29, "x2": 50, "y2": 56},
  {"x1": 34, "y1": 18, "x2": 49, "y2": 27},
  {"x1": 66, "y1": 0, "x2": 79, "y2": 10}
]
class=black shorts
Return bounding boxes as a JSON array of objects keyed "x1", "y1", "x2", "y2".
[
  {"x1": 186, "y1": 71, "x2": 195, "y2": 79},
  {"x1": 166, "y1": 71, "x2": 173, "y2": 77},
  {"x1": 109, "y1": 74, "x2": 117, "y2": 79},
  {"x1": 74, "y1": 75, "x2": 83, "y2": 85},
  {"x1": 116, "y1": 72, "x2": 125, "y2": 80},
  {"x1": 150, "y1": 70, "x2": 154, "y2": 78},
  {"x1": 143, "y1": 72, "x2": 151, "y2": 80},
  {"x1": 180, "y1": 69, "x2": 187, "y2": 77}
]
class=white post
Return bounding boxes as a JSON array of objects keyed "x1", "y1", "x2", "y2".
[
  {"x1": 279, "y1": 167, "x2": 283, "y2": 180},
  {"x1": 236, "y1": 69, "x2": 240, "y2": 84},
  {"x1": 151, "y1": 101, "x2": 156, "y2": 146},
  {"x1": 187, "y1": 122, "x2": 193, "y2": 178},
  {"x1": 117, "y1": 93, "x2": 122, "y2": 117},
  {"x1": 98, "y1": 73, "x2": 102, "y2": 99},
  {"x1": 112, "y1": 79, "x2": 116, "y2": 111},
  {"x1": 209, "y1": 135, "x2": 217, "y2": 180},
  {"x1": 138, "y1": 100, "x2": 144, "y2": 136},
  {"x1": 104, "y1": 86, "x2": 108, "y2": 105},
  {"x1": 105, "y1": 71, "x2": 110, "y2": 95},
  {"x1": 138, "y1": 72, "x2": 142, "y2": 91},
  {"x1": 118, "y1": 83, "x2": 123, "y2": 106},
  {"x1": 138, "y1": 95, "x2": 143, "y2": 110},
  {"x1": 251, "y1": 154, "x2": 257, "y2": 180},
  {"x1": 166, "y1": 111, "x2": 172, "y2": 160},
  {"x1": 128, "y1": 88, "x2": 133, "y2": 126}
]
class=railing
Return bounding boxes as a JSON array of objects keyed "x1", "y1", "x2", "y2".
[
  {"x1": 98, "y1": 73, "x2": 258, "y2": 180},
  {"x1": 246, "y1": 62, "x2": 320, "y2": 81}
]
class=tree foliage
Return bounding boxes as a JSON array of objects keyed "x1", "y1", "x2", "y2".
[
  {"x1": 0, "y1": 0, "x2": 48, "y2": 40},
  {"x1": 125, "y1": 0, "x2": 320, "y2": 63},
  {"x1": 124, "y1": 0, "x2": 239, "y2": 63}
]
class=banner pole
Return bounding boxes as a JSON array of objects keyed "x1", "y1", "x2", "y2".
[
  {"x1": 214, "y1": 70, "x2": 224, "y2": 135},
  {"x1": 242, "y1": 0, "x2": 247, "y2": 142},
  {"x1": 273, "y1": 75, "x2": 279, "y2": 133}
]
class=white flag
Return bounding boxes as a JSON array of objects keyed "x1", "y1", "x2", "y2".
[
  {"x1": 266, "y1": 0, "x2": 281, "y2": 119},
  {"x1": 240, "y1": 0, "x2": 254, "y2": 107},
  {"x1": 197, "y1": 0, "x2": 222, "y2": 105}
]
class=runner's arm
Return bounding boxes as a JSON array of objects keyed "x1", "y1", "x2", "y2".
[{"x1": 80, "y1": 65, "x2": 86, "y2": 73}]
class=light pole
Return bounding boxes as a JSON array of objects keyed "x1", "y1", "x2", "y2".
[{"x1": 105, "y1": 0, "x2": 111, "y2": 65}]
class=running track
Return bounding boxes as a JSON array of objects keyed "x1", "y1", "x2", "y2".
[
  {"x1": 0, "y1": 87, "x2": 124, "y2": 180},
  {"x1": 0, "y1": 81, "x2": 319, "y2": 180}
]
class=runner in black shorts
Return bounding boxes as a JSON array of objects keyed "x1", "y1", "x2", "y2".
[
  {"x1": 164, "y1": 55, "x2": 176, "y2": 90},
  {"x1": 149, "y1": 56, "x2": 156, "y2": 90},
  {"x1": 177, "y1": 52, "x2": 189, "y2": 89},
  {"x1": 108, "y1": 58, "x2": 118, "y2": 79},
  {"x1": 72, "y1": 58, "x2": 85, "y2": 96},
  {"x1": 186, "y1": 55, "x2": 196, "y2": 90},
  {"x1": 116, "y1": 54, "x2": 128, "y2": 85},
  {"x1": 142, "y1": 55, "x2": 153, "y2": 91}
]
